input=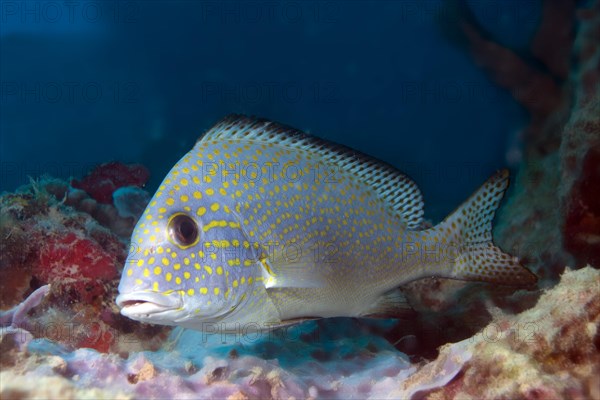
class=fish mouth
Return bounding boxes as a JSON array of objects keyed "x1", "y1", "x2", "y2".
[{"x1": 116, "y1": 291, "x2": 183, "y2": 317}]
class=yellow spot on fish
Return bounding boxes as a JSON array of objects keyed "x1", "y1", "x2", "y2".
[
  {"x1": 200, "y1": 287, "x2": 208, "y2": 295},
  {"x1": 137, "y1": 259, "x2": 144, "y2": 267},
  {"x1": 216, "y1": 266, "x2": 223, "y2": 275},
  {"x1": 197, "y1": 207, "x2": 207, "y2": 216},
  {"x1": 162, "y1": 257, "x2": 170, "y2": 266},
  {"x1": 166, "y1": 198, "x2": 175, "y2": 206},
  {"x1": 193, "y1": 191, "x2": 202, "y2": 199},
  {"x1": 166, "y1": 272, "x2": 172, "y2": 282},
  {"x1": 210, "y1": 203, "x2": 220, "y2": 212},
  {"x1": 143, "y1": 268, "x2": 150, "y2": 277},
  {"x1": 184, "y1": 271, "x2": 191, "y2": 279},
  {"x1": 187, "y1": 289, "x2": 195, "y2": 296},
  {"x1": 214, "y1": 287, "x2": 220, "y2": 295},
  {"x1": 175, "y1": 276, "x2": 182, "y2": 284},
  {"x1": 154, "y1": 266, "x2": 162, "y2": 275},
  {"x1": 204, "y1": 265, "x2": 213, "y2": 275}
]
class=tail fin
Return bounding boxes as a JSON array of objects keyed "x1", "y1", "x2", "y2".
[{"x1": 443, "y1": 170, "x2": 537, "y2": 285}]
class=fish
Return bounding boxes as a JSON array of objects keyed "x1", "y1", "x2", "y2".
[{"x1": 116, "y1": 115, "x2": 536, "y2": 332}]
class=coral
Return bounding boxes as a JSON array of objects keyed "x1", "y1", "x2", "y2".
[
  {"x1": 0, "y1": 180, "x2": 126, "y2": 308},
  {"x1": 113, "y1": 186, "x2": 151, "y2": 220},
  {"x1": 40, "y1": 177, "x2": 147, "y2": 238},
  {"x1": 0, "y1": 285, "x2": 50, "y2": 361},
  {"x1": 0, "y1": 311, "x2": 466, "y2": 399},
  {"x1": 422, "y1": 266, "x2": 600, "y2": 399},
  {"x1": 71, "y1": 162, "x2": 150, "y2": 204},
  {"x1": 0, "y1": 172, "x2": 169, "y2": 354}
]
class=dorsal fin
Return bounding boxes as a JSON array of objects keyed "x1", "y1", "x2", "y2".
[{"x1": 198, "y1": 114, "x2": 424, "y2": 229}]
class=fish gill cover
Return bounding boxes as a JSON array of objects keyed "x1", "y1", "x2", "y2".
[{"x1": 1, "y1": 1, "x2": 599, "y2": 399}]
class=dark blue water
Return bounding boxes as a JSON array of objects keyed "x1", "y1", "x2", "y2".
[{"x1": 0, "y1": 0, "x2": 539, "y2": 221}]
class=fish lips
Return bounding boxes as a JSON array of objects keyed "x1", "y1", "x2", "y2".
[{"x1": 116, "y1": 291, "x2": 183, "y2": 318}]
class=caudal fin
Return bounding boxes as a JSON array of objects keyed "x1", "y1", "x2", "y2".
[{"x1": 443, "y1": 170, "x2": 537, "y2": 285}]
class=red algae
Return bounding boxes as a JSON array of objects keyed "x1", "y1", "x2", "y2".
[
  {"x1": 35, "y1": 232, "x2": 118, "y2": 303},
  {"x1": 71, "y1": 162, "x2": 150, "y2": 204}
]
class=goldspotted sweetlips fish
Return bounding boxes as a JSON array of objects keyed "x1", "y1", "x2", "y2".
[{"x1": 116, "y1": 115, "x2": 536, "y2": 331}]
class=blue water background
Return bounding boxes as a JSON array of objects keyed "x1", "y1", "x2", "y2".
[{"x1": 0, "y1": 0, "x2": 540, "y2": 222}]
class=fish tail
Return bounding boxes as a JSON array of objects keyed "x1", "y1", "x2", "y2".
[{"x1": 441, "y1": 169, "x2": 537, "y2": 285}]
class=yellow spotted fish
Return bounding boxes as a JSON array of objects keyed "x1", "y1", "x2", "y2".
[{"x1": 116, "y1": 115, "x2": 536, "y2": 331}]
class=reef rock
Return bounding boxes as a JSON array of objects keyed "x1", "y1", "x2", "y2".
[{"x1": 421, "y1": 266, "x2": 600, "y2": 399}]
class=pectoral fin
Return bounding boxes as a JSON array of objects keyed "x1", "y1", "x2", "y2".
[{"x1": 259, "y1": 252, "x2": 327, "y2": 289}]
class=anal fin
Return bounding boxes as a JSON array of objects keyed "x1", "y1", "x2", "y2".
[{"x1": 360, "y1": 289, "x2": 416, "y2": 319}]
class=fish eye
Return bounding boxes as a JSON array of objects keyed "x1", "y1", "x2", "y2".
[{"x1": 167, "y1": 213, "x2": 200, "y2": 249}]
